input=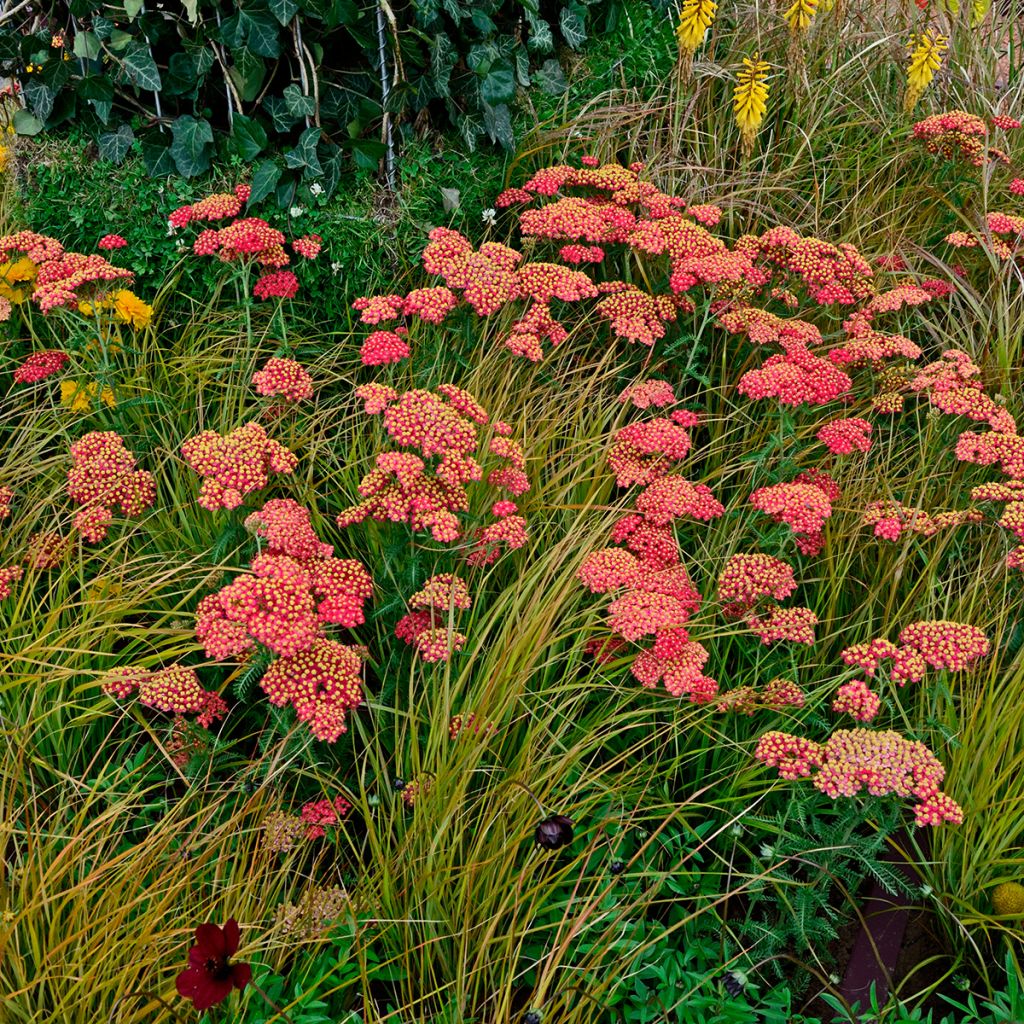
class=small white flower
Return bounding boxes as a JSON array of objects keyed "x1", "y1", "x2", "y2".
[
  {"x1": 175, "y1": 242, "x2": 188, "y2": 253},
  {"x1": 330, "y1": 261, "x2": 343, "y2": 276},
  {"x1": 166, "y1": 220, "x2": 177, "y2": 236},
  {"x1": 829, "y1": 973, "x2": 840, "y2": 985},
  {"x1": 481, "y1": 208, "x2": 497, "y2": 227},
  {"x1": 309, "y1": 182, "x2": 324, "y2": 197},
  {"x1": 289, "y1": 205, "x2": 305, "y2": 218},
  {"x1": 920, "y1": 884, "x2": 933, "y2": 897},
  {"x1": 759, "y1": 843, "x2": 774, "y2": 859},
  {"x1": 730, "y1": 823, "x2": 743, "y2": 836}
]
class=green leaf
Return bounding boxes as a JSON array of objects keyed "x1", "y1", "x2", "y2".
[
  {"x1": 72, "y1": 31, "x2": 101, "y2": 61},
  {"x1": 482, "y1": 102, "x2": 513, "y2": 149},
  {"x1": 122, "y1": 42, "x2": 162, "y2": 91},
  {"x1": 559, "y1": 4, "x2": 588, "y2": 49},
  {"x1": 140, "y1": 131, "x2": 175, "y2": 176},
  {"x1": 525, "y1": 12, "x2": 553, "y2": 53},
  {"x1": 283, "y1": 83, "x2": 315, "y2": 118},
  {"x1": 182, "y1": 0, "x2": 200, "y2": 24},
  {"x1": 535, "y1": 58, "x2": 567, "y2": 95},
  {"x1": 268, "y1": 0, "x2": 300, "y2": 26},
  {"x1": 23, "y1": 79, "x2": 54, "y2": 121},
  {"x1": 238, "y1": 9, "x2": 281, "y2": 58},
  {"x1": 227, "y1": 46, "x2": 266, "y2": 102},
  {"x1": 12, "y1": 109, "x2": 42, "y2": 136},
  {"x1": 169, "y1": 115, "x2": 214, "y2": 177},
  {"x1": 77, "y1": 75, "x2": 115, "y2": 123},
  {"x1": 124, "y1": 0, "x2": 145, "y2": 20},
  {"x1": 480, "y1": 64, "x2": 515, "y2": 105},
  {"x1": 109, "y1": 29, "x2": 135, "y2": 52},
  {"x1": 230, "y1": 114, "x2": 268, "y2": 161},
  {"x1": 98, "y1": 124, "x2": 135, "y2": 164},
  {"x1": 249, "y1": 159, "x2": 282, "y2": 206},
  {"x1": 264, "y1": 95, "x2": 299, "y2": 134},
  {"x1": 430, "y1": 33, "x2": 456, "y2": 97},
  {"x1": 284, "y1": 126, "x2": 322, "y2": 176}
]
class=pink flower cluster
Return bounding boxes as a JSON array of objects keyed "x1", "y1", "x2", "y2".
[
  {"x1": 197, "y1": 498, "x2": 373, "y2": 660},
  {"x1": 395, "y1": 573, "x2": 471, "y2": 663},
  {"x1": 102, "y1": 664, "x2": 227, "y2": 728},
  {"x1": 181, "y1": 422, "x2": 298, "y2": 511},
  {"x1": 862, "y1": 500, "x2": 978, "y2": 543},
  {"x1": 755, "y1": 727, "x2": 963, "y2": 825},
  {"x1": 252, "y1": 357, "x2": 314, "y2": 403},
  {"x1": 817, "y1": 417, "x2": 872, "y2": 455},
  {"x1": 841, "y1": 620, "x2": 989, "y2": 685},
  {"x1": 912, "y1": 110, "x2": 1016, "y2": 167},
  {"x1": 715, "y1": 677, "x2": 806, "y2": 715},
  {"x1": 607, "y1": 410, "x2": 696, "y2": 488},
  {"x1": 299, "y1": 795, "x2": 351, "y2": 838},
  {"x1": 66, "y1": 432, "x2": 156, "y2": 542},
  {"x1": 0, "y1": 564, "x2": 23, "y2": 601},
  {"x1": 13, "y1": 349, "x2": 68, "y2": 383},
  {"x1": 831, "y1": 679, "x2": 881, "y2": 722},
  {"x1": 749, "y1": 481, "x2": 833, "y2": 554},
  {"x1": 337, "y1": 386, "x2": 529, "y2": 564},
  {"x1": 171, "y1": 185, "x2": 317, "y2": 299}
]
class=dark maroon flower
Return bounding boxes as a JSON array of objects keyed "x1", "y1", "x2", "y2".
[
  {"x1": 175, "y1": 918, "x2": 252, "y2": 1011},
  {"x1": 534, "y1": 814, "x2": 574, "y2": 850}
]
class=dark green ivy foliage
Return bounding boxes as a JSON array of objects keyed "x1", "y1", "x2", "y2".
[{"x1": 0, "y1": 0, "x2": 626, "y2": 200}]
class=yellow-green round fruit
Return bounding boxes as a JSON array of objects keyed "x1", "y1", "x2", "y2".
[{"x1": 992, "y1": 882, "x2": 1024, "y2": 916}]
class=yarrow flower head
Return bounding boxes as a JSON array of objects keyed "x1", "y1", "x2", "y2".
[
  {"x1": 97, "y1": 234, "x2": 127, "y2": 250},
  {"x1": 817, "y1": 417, "x2": 873, "y2": 455},
  {"x1": 181, "y1": 422, "x2": 298, "y2": 511},
  {"x1": 252, "y1": 357, "x2": 313, "y2": 403},
  {"x1": 13, "y1": 349, "x2": 68, "y2": 383},
  {"x1": 66, "y1": 432, "x2": 155, "y2": 542}
]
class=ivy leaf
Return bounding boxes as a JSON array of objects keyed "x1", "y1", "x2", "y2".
[
  {"x1": 230, "y1": 114, "x2": 268, "y2": 161},
  {"x1": 77, "y1": 75, "x2": 114, "y2": 123},
  {"x1": 122, "y1": 42, "x2": 162, "y2": 91},
  {"x1": 525, "y1": 12, "x2": 554, "y2": 53},
  {"x1": 283, "y1": 83, "x2": 315, "y2": 118},
  {"x1": 264, "y1": 94, "x2": 299, "y2": 134},
  {"x1": 98, "y1": 124, "x2": 135, "y2": 164},
  {"x1": 535, "y1": 58, "x2": 567, "y2": 96},
  {"x1": 249, "y1": 159, "x2": 282, "y2": 206},
  {"x1": 482, "y1": 102, "x2": 513, "y2": 149},
  {"x1": 480, "y1": 64, "x2": 515, "y2": 106},
  {"x1": 268, "y1": 0, "x2": 300, "y2": 26},
  {"x1": 430, "y1": 33, "x2": 456, "y2": 97},
  {"x1": 227, "y1": 46, "x2": 266, "y2": 102},
  {"x1": 12, "y1": 109, "x2": 43, "y2": 136},
  {"x1": 559, "y1": 4, "x2": 588, "y2": 49},
  {"x1": 124, "y1": 0, "x2": 145, "y2": 19},
  {"x1": 140, "y1": 131, "x2": 176, "y2": 176},
  {"x1": 72, "y1": 31, "x2": 101, "y2": 61},
  {"x1": 238, "y1": 9, "x2": 282, "y2": 58},
  {"x1": 284, "y1": 127, "x2": 322, "y2": 176},
  {"x1": 23, "y1": 79, "x2": 54, "y2": 122},
  {"x1": 170, "y1": 115, "x2": 214, "y2": 177}
]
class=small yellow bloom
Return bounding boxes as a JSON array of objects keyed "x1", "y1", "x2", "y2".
[
  {"x1": 904, "y1": 31, "x2": 947, "y2": 112},
  {"x1": 734, "y1": 55, "x2": 771, "y2": 154},
  {"x1": 784, "y1": 0, "x2": 818, "y2": 32},
  {"x1": 112, "y1": 289, "x2": 153, "y2": 329},
  {"x1": 2, "y1": 257, "x2": 38, "y2": 284},
  {"x1": 971, "y1": 0, "x2": 991, "y2": 24},
  {"x1": 676, "y1": 0, "x2": 717, "y2": 55},
  {"x1": 61, "y1": 380, "x2": 117, "y2": 413}
]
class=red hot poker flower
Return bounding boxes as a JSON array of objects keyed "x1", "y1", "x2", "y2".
[{"x1": 175, "y1": 918, "x2": 251, "y2": 1011}]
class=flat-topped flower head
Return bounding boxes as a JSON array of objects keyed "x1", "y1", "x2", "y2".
[
  {"x1": 718, "y1": 553, "x2": 797, "y2": 617},
  {"x1": 252, "y1": 357, "x2": 313, "y2": 402},
  {"x1": 832, "y1": 679, "x2": 882, "y2": 722},
  {"x1": 13, "y1": 349, "x2": 68, "y2": 383},
  {"x1": 181, "y1": 422, "x2": 298, "y2": 510},
  {"x1": 817, "y1": 417, "x2": 872, "y2": 455}
]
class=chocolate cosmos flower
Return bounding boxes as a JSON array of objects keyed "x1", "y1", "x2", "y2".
[
  {"x1": 176, "y1": 918, "x2": 252, "y2": 1011},
  {"x1": 535, "y1": 814, "x2": 574, "y2": 850}
]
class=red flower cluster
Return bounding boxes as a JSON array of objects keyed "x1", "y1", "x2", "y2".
[
  {"x1": 831, "y1": 679, "x2": 881, "y2": 722},
  {"x1": 912, "y1": 110, "x2": 1015, "y2": 167},
  {"x1": 32, "y1": 251, "x2": 133, "y2": 312},
  {"x1": 0, "y1": 564, "x2": 23, "y2": 601},
  {"x1": 299, "y1": 794, "x2": 351, "y2": 838},
  {"x1": 197, "y1": 499, "x2": 373, "y2": 674},
  {"x1": 756, "y1": 727, "x2": 963, "y2": 825},
  {"x1": 862, "y1": 500, "x2": 978, "y2": 542},
  {"x1": 817, "y1": 417, "x2": 872, "y2": 455},
  {"x1": 361, "y1": 328, "x2": 410, "y2": 366},
  {"x1": 395, "y1": 573, "x2": 471, "y2": 663},
  {"x1": 252, "y1": 357, "x2": 313, "y2": 403},
  {"x1": 607, "y1": 413, "x2": 695, "y2": 488},
  {"x1": 169, "y1": 185, "x2": 251, "y2": 228},
  {"x1": 181, "y1": 422, "x2": 298, "y2": 511},
  {"x1": 66, "y1": 432, "x2": 156, "y2": 542},
  {"x1": 13, "y1": 349, "x2": 68, "y2": 383},
  {"x1": 260, "y1": 638, "x2": 365, "y2": 742},
  {"x1": 841, "y1": 619, "x2": 989, "y2": 684},
  {"x1": 97, "y1": 234, "x2": 127, "y2": 250},
  {"x1": 717, "y1": 552, "x2": 796, "y2": 617},
  {"x1": 749, "y1": 481, "x2": 833, "y2": 554},
  {"x1": 337, "y1": 386, "x2": 529, "y2": 562},
  {"x1": 253, "y1": 270, "x2": 299, "y2": 301},
  {"x1": 618, "y1": 379, "x2": 677, "y2": 409},
  {"x1": 101, "y1": 663, "x2": 227, "y2": 728}
]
